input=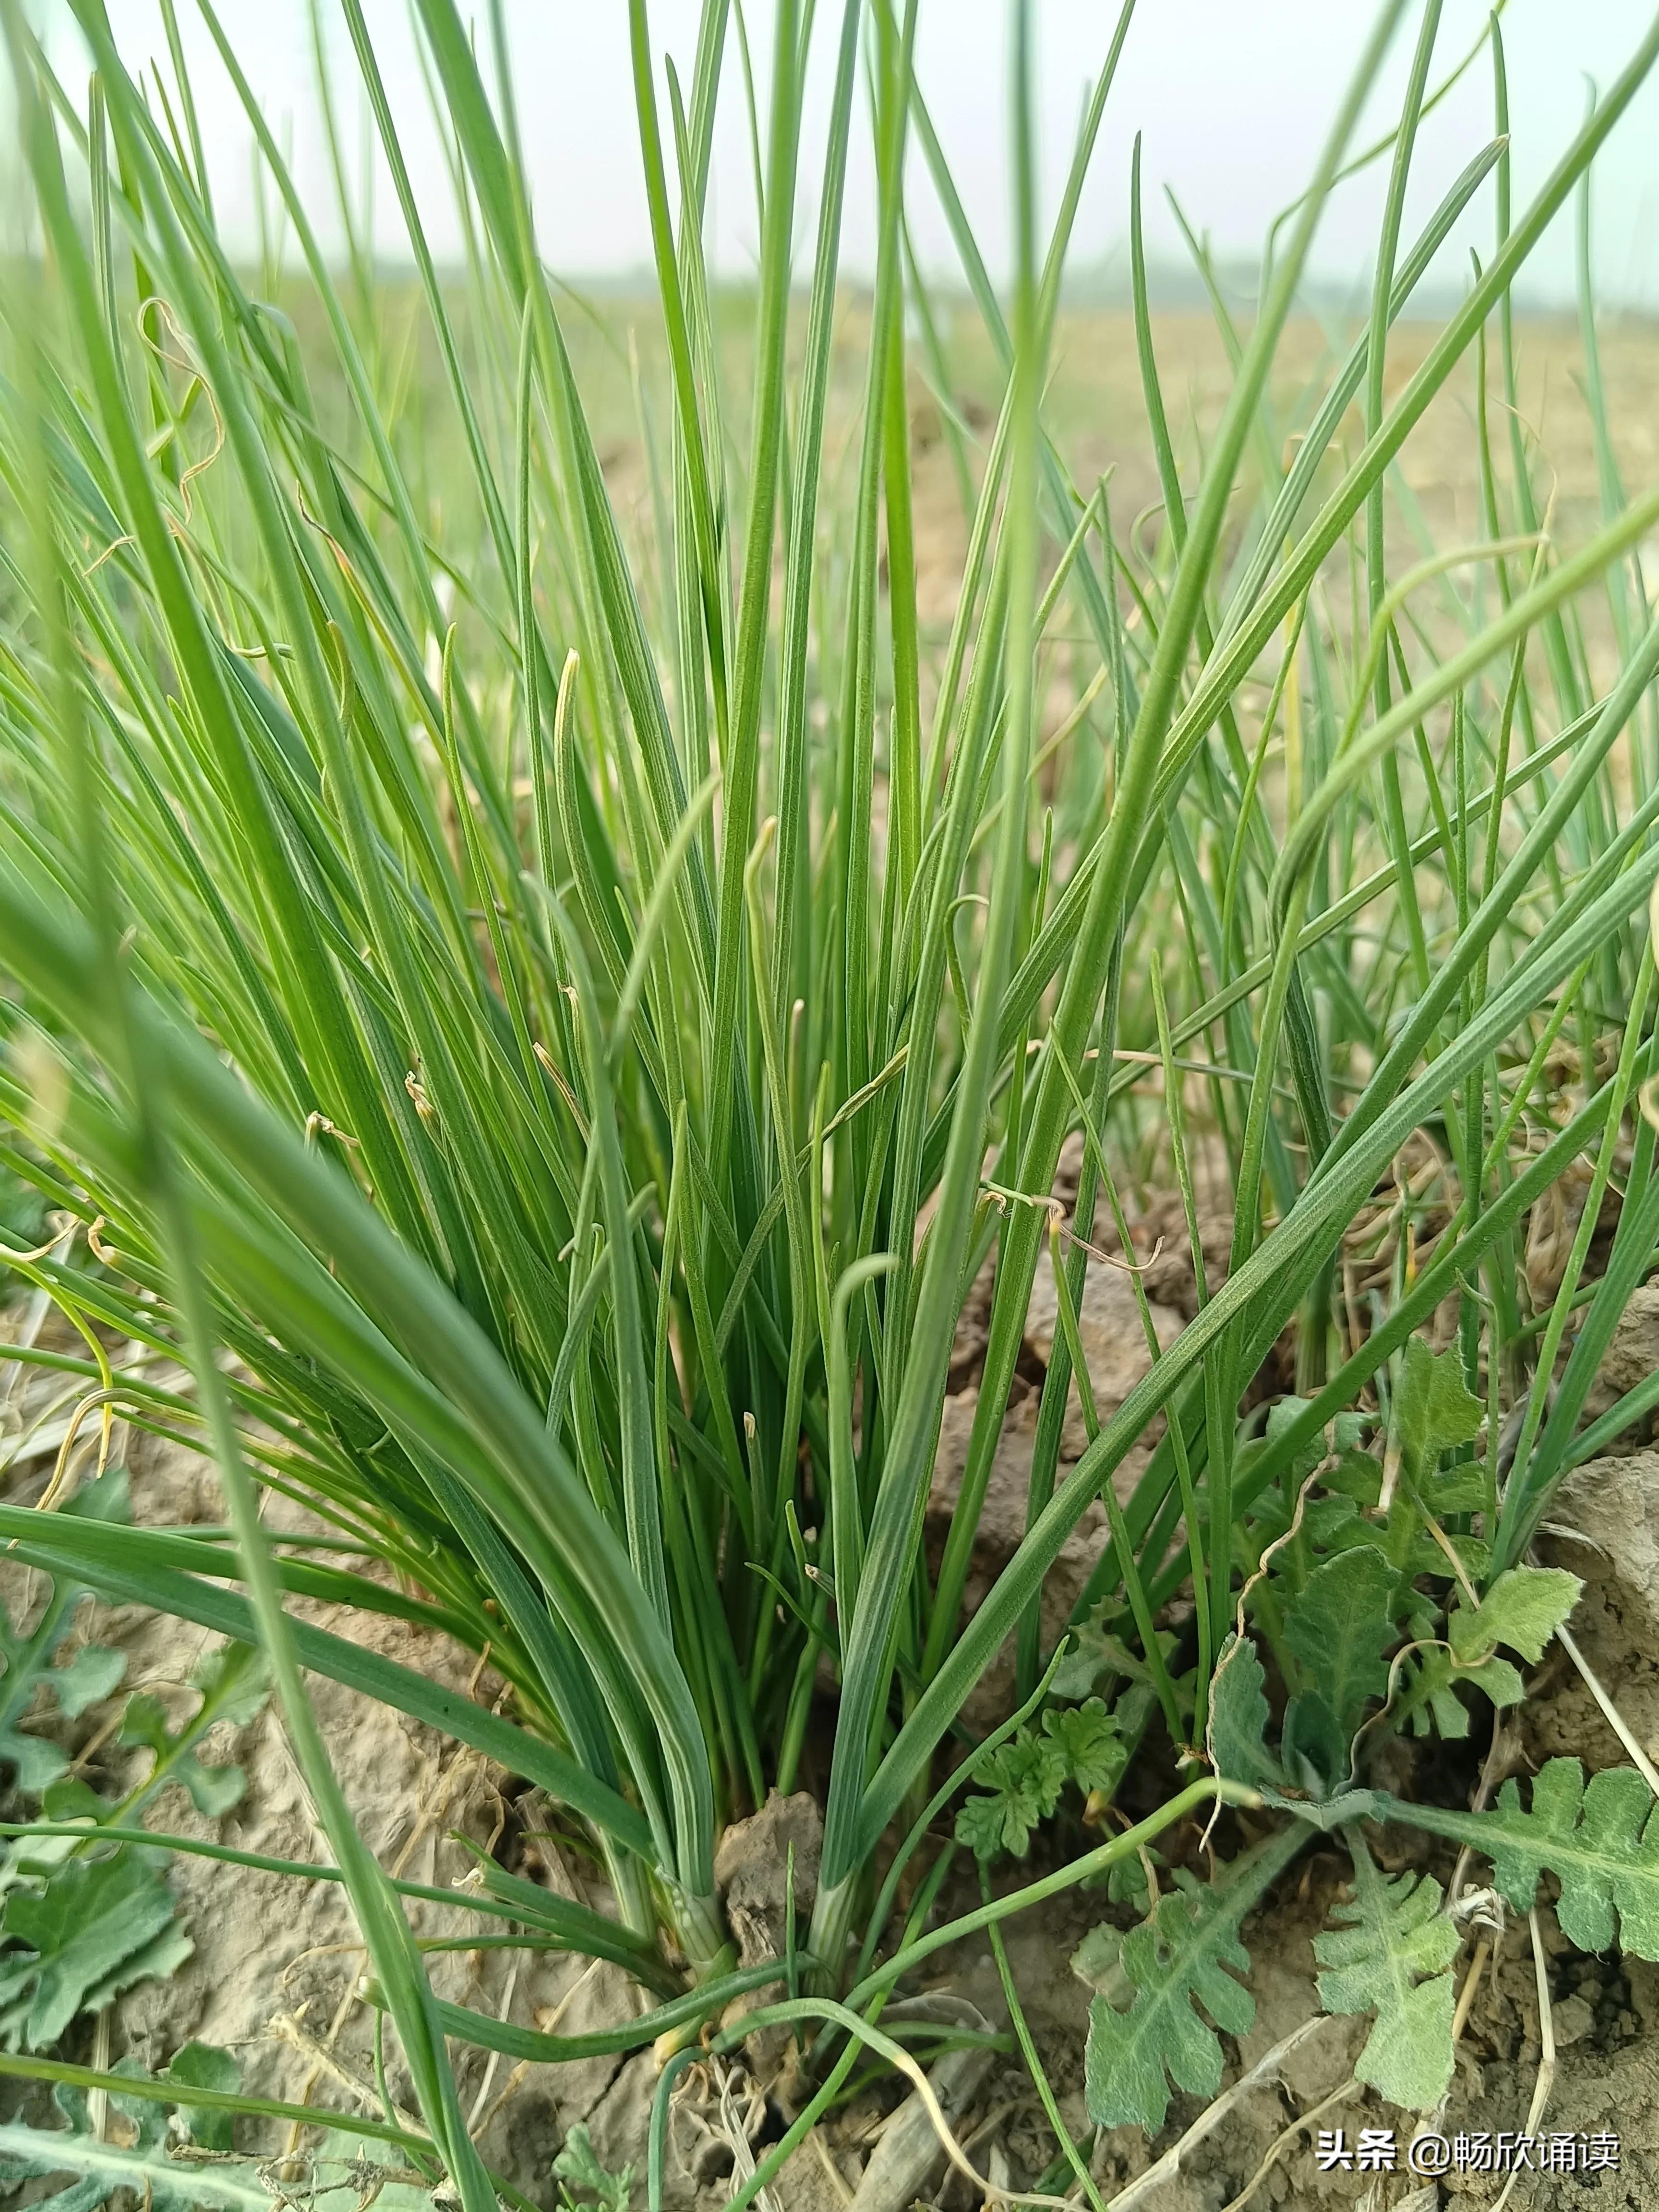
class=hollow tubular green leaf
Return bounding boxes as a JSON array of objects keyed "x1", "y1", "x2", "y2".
[{"x1": 920, "y1": 0, "x2": 1411, "y2": 1730}]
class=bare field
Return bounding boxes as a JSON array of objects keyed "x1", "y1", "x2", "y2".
[{"x1": 565, "y1": 297, "x2": 1659, "y2": 746}]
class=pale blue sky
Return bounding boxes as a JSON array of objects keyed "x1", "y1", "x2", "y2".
[{"x1": 67, "y1": 3, "x2": 1659, "y2": 308}]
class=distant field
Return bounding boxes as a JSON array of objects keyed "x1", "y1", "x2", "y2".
[
  {"x1": 313, "y1": 277, "x2": 1659, "y2": 664},
  {"x1": 562, "y1": 296, "x2": 1659, "y2": 690}
]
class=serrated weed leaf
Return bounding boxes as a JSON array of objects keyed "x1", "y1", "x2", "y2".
[
  {"x1": 957, "y1": 1696, "x2": 1128, "y2": 1860},
  {"x1": 0, "y1": 1735, "x2": 69, "y2": 1800},
  {"x1": 1448, "y1": 1566, "x2": 1581, "y2": 1667},
  {"x1": 0, "y1": 1478, "x2": 132, "y2": 1780},
  {"x1": 1238, "y1": 1396, "x2": 1330, "y2": 1493},
  {"x1": 955, "y1": 1729, "x2": 1066, "y2": 1860},
  {"x1": 1281, "y1": 1545, "x2": 1396, "y2": 1776},
  {"x1": 39, "y1": 1778, "x2": 102, "y2": 1823},
  {"x1": 118, "y1": 1643, "x2": 270, "y2": 1819},
  {"x1": 1315, "y1": 1836, "x2": 1458, "y2": 2111},
  {"x1": 0, "y1": 2161, "x2": 110, "y2": 2212},
  {"x1": 1281, "y1": 1693, "x2": 1352, "y2": 1797},
  {"x1": 189, "y1": 1646, "x2": 272, "y2": 1733},
  {"x1": 954, "y1": 1791, "x2": 1026, "y2": 1863},
  {"x1": 1377, "y1": 1761, "x2": 1659, "y2": 1959},
  {"x1": 1261, "y1": 1786, "x2": 1382, "y2": 1832},
  {"x1": 1476, "y1": 1761, "x2": 1659, "y2": 1956},
  {"x1": 1322, "y1": 1448, "x2": 1385, "y2": 1506},
  {"x1": 161, "y1": 2040, "x2": 241, "y2": 2154},
  {"x1": 1243, "y1": 1485, "x2": 1364, "y2": 1586},
  {"x1": 554, "y1": 2121, "x2": 633, "y2": 2212},
  {"x1": 2, "y1": 2073, "x2": 423, "y2": 2212},
  {"x1": 1053, "y1": 1623, "x2": 1183, "y2": 1707},
  {"x1": 0, "y1": 2101, "x2": 275, "y2": 2212},
  {"x1": 1085, "y1": 1878, "x2": 1255, "y2": 2133},
  {"x1": 1407, "y1": 1648, "x2": 1524, "y2": 1740},
  {"x1": 0, "y1": 1579, "x2": 127, "y2": 1796},
  {"x1": 1106, "y1": 1850, "x2": 1158, "y2": 1910},
  {"x1": 46, "y1": 1647, "x2": 126, "y2": 1723},
  {"x1": 79, "y1": 1921, "x2": 194, "y2": 2018},
  {"x1": 1207, "y1": 1635, "x2": 1283, "y2": 1790},
  {"x1": 1070, "y1": 1921, "x2": 1126, "y2": 1997},
  {"x1": 0, "y1": 1853, "x2": 186, "y2": 2050},
  {"x1": 1393, "y1": 1338, "x2": 1483, "y2": 1488},
  {"x1": 1041, "y1": 1698, "x2": 1125, "y2": 1794},
  {"x1": 1083, "y1": 1827, "x2": 1304, "y2": 2134},
  {"x1": 119, "y1": 1695, "x2": 170, "y2": 1750}
]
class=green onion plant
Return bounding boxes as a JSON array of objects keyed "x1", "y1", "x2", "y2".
[{"x1": 3, "y1": 0, "x2": 1659, "y2": 2196}]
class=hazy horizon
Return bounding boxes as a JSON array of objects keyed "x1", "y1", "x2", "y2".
[{"x1": 31, "y1": 3, "x2": 1659, "y2": 314}]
